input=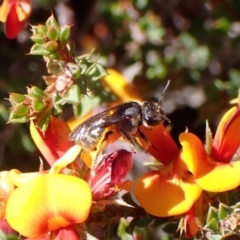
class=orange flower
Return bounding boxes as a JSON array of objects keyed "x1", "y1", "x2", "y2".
[
  {"x1": 180, "y1": 106, "x2": 240, "y2": 192},
  {"x1": 0, "y1": 0, "x2": 31, "y2": 39},
  {"x1": 135, "y1": 124, "x2": 202, "y2": 217},
  {"x1": 4, "y1": 145, "x2": 91, "y2": 239},
  {"x1": 6, "y1": 174, "x2": 91, "y2": 238}
]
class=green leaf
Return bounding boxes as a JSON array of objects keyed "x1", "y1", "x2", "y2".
[
  {"x1": 204, "y1": 218, "x2": 219, "y2": 233},
  {"x1": 72, "y1": 95, "x2": 100, "y2": 118},
  {"x1": 45, "y1": 15, "x2": 60, "y2": 32},
  {"x1": 207, "y1": 206, "x2": 219, "y2": 222},
  {"x1": 9, "y1": 112, "x2": 29, "y2": 123},
  {"x1": 30, "y1": 43, "x2": 51, "y2": 56},
  {"x1": 63, "y1": 84, "x2": 81, "y2": 104},
  {"x1": 218, "y1": 203, "x2": 233, "y2": 220},
  {"x1": 30, "y1": 36, "x2": 44, "y2": 44},
  {"x1": 32, "y1": 99, "x2": 46, "y2": 113},
  {"x1": 9, "y1": 93, "x2": 26, "y2": 105},
  {"x1": 36, "y1": 109, "x2": 51, "y2": 132},
  {"x1": 117, "y1": 218, "x2": 133, "y2": 240},
  {"x1": 38, "y1": 24, "x2": 47, "y2": 34},
  {"x1": 78, "y1": 58, "x2": 108, "y2": 81},
  {"x1": 60, "y1": 25, "x2": 71, "y2": 44},
  {"x1": 47, "y1": 27, "x2": 59, "y2": 41},
  {"x1": 28, "y1": 86, "x2": 45, "y2": 98},
  {"x1": 13, "y1": 104, "x2": 28, "y2": 116}
]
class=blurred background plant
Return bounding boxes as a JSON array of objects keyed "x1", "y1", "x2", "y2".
[{"x1": 0, "y1": 0, "x2": 240, "y2": 239}]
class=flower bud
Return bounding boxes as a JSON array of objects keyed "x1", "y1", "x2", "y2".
[
  {"x1": 47, "y1": 27, "x2": 59, "y2": 41},
  {"x1": 44, "y1": 41, "x2": 58, "y2": 53}
]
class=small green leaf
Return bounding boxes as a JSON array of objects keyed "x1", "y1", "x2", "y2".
[
  {"x1": 32, "y1": 99, "x2": 46, "y2": 113},
  {"x1": 9, "y1": 112, "x2": 29, "y2": 123},
  {"x1": 60, "y1": 25, "x2": 71, "y2": 44},
  {"x1": 13, "y1": 104, "x2": 28, "y2": 116},
  {"x1": 47, "y1": 27, "x2": 59, "y2": 41},
  {"x1": 207, "y1": 206, "x2": 219, "y2": 222},
  {"x1": 31, "y1": 25, "x2": 39, "y2": 34},
  {"x1": 27, "y1": 86, "x2": 45, "y2": 99},
  {"x1": 36, "y1": 109, "x2": 51, "y2": 132},
  {"x1": 38, "y1": 24, "x2": 47, "y2": 34},
  {"x1": 30, "y1": 43, "x2": 51, "y2": 56},
  {"x1": 117, "y1": 218, "x2": 133, "y2": 240},
  {"x1": 219, "y1": 203, "x2": 233, "y2": 220},
  {"x1": 63, "y1": 84, "x2": 81, "y2": 104},
  {"x1": 46, "y1": 15, "x2": 60, "y2": 32},
  {"x1": 204, "y1": 218, "x2": 219, "y2": 233},
  {"x1": 30, "y1": 36, "x2": 45, "y2": 44},
  {"x1": 48, "y1": 52, "x2": 60, "y2": 59},
  {"x1": 9, "y1": 93, "x2": 26, "y2": 105}
]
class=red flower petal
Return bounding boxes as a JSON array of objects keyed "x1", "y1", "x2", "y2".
[
  {"x1": 211, "y1": 106, "x2": 240, "y2": 163},
  {"x1": 31, "y1": 117, "x2": 74, "y2": 165},
  {"x1": 88, "y1": 150, "x2": 132, "y2": 200},
  {"x1": 139, "y1": 124, "x2": 179, "y2": 164},
  {"x1": 4, "y1": 0, "x2": 31, "y2": 39}
]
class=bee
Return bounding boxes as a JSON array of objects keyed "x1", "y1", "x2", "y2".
[{"x1": 69, "y1": 80, "x2": 171, "y2": 153}]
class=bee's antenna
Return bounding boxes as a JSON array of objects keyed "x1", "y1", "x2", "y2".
[{"x1": 158, "y1": 80, "x2": 171, "y2": 105}]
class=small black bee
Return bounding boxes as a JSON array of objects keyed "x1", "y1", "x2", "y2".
[{"x1": 69, "y1": 81, "x2": 171, "y2": 152}]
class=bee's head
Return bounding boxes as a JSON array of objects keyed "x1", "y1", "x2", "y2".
[
  {"x1": 142, "y1": 102, "x2": 170, "y2": 127},
  {"x1": 142, "y1": 80, "x2": 171, "y2": 127}
]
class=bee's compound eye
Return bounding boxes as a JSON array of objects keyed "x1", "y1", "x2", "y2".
[{"x1": 142, "y1": 102, "x2": 166, "y2": 126}]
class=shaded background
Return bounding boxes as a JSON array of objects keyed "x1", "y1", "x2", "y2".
[{"x1": 0, "y1": 0, "x2": 239, "y2": 171}]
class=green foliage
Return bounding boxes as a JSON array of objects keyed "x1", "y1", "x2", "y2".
[
  {"x1": 8, "y1": 15, "x2": 109, "y2": 131},
  {"x1": 204, "y1": 202, "x2": 240, "y2": 239}
]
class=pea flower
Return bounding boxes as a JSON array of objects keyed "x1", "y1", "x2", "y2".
[
  {"x1": 181, "y1": 105, "x2": 240, "y2": 192},
  {"x1": 0, "y1": 0, "x2": 31, "y2": 39},
  {"x1": 134, "y1": 124, "x2": 202, "y2": 217},
  {"x1": 5, "y1": 145, "x2": 92, "y2": 239}
]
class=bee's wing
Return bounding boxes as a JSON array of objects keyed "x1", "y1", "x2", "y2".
[{"x1": 68, "y1": 107, "x2": 125, "y2": 141}]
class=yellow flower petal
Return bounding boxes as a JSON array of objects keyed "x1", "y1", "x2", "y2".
[
  {"x1": 194, "y1": 160, "x2": 240, "y2": 192},
  {"x1": 6, "y1": 174, "x2": 91, "y2": 238},
  {"x1": 8, "y1": 169, "x2": 44, "y2": 187},
  {"x1": 179, "y1": 133, "x2": 207, "y2": 175},
  {"x1": 103, "y1": 69, "x2": 142, "y2": 102},
  {"x1": 180, "y1": 132, "x2": 240, "y2": 192},
  {"x1": 135, "y1": 170, "x2": 202, "y2": 217},
  {"x1": 50, "y1": 145, "x2": 81, "y2": 174}
]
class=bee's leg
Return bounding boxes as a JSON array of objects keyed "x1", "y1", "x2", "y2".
[
  {"x1": 137, "y1": 129, "x2": 151, "y2": 151},
  {"x1": 120, "y1": 129, "x2": 136, "y2": 153}
]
